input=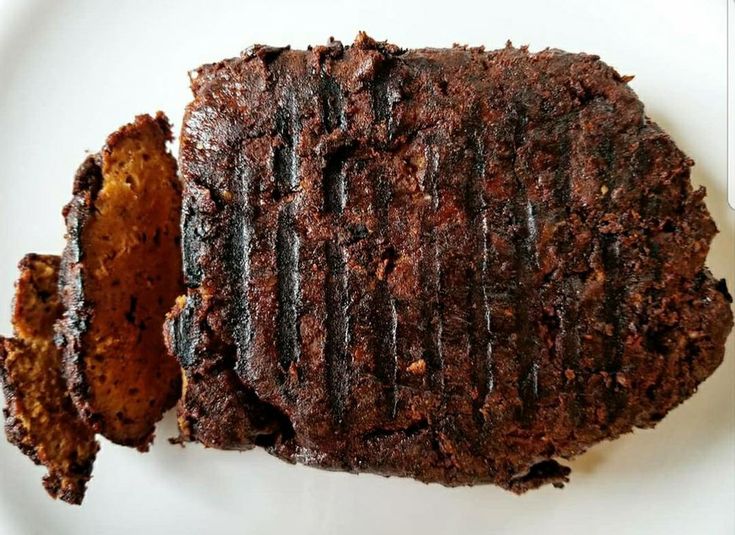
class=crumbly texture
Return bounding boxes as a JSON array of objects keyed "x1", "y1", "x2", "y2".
[
  {"x1": 169, "y1": 34, "x2": 734, "y2": 491},
  {"x1": 59, "y1": 113, "x2": 183, "y2": 449},
  {"x1": 0, "y1": 255, "x2": 98, "y2": 504}
]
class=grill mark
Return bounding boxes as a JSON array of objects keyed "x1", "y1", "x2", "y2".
[
  {"x1": 168, "y1": 291, "x2": 202, "y2": 369},
  {"x1": 634, "y1": 139, "x2": 671, "y2": 389},
  {"x1": 274, "y1": 76, "x2": 304, "y2": 386},
  {"x1": 372, "y1": 58, "x2": 398, "y2": 144},
  {"x1": 515, "y1": 201, "x2": 540, "y2": 422},
  {"x1": 427, "y1": 123, "x2": 477, "y2": 451},
  {"x1": 510, "y1": 106, "x2": 541, "y2": 423},
  {"x1": 371, "y1": 56, "x2": 393, "y2": 234},
  {"x1": 316, "y1": 61, "x2": 352, "y2": 425},
  {"x1": 320, "y1": 65, "x2": 350, "y2": 215},
  {"x1": 273, "y1": 94, "x2": 299, "y2": 198},
  {"x1": 600, "y1": 235, "x2": 626, "y2": 415},
  {"x1": 320, "y1": 70, "x2": 345, "y2": 132},
  {"x1": 372, "y1": 159, "x2": 396, "y2": 417},
  {"x1": 559, "y1": 276, "x2": 582, "y2": 423},
  {"x1": 548, "y1": 115, "x2": 584, "y2": 424},
  {"x1": 559, "y1": 278, "x2": 582, "y2": 368},
  {"x1": 372, "y1": 61, "x2": 392, "y2": 124},
  {"x1": 420, "y1": 232, "x2": 444, "y2": 388},
  {"x1": 234, "y1": 131, "x2": 282, "y2": 395},
  {"x1": 417, "y1": 138, "x2": 444, "y2": 388},
  {"x1": 370, "y1": 56, "x2": 399, "y2": 419},
  {"x1": 181, "y1": 195, "x2": 204, "y2": 288},
  {"x1": 324, "y1": 239, "x2": 351, "y2": 423},
  {"x1": 275, "y1": 202, "x2": 301, "y2": 376},
  {"x1": 323, "y1": 145, "x2": 351, "y2": 214},
  {"x1": 341, "y1": 158, "x2": 382, "y2": 435},
  {"x1": 599, "y1": 136, "x2": 627, "y2": 421},
  {"x1": 601, "y1": 237, "x2": 624, "y2": 370},
  {"x1": 229, "y1": 149, "x2": 255, "y2": 380},
  {"x1": 478, "y1": 213, "x2": 493, "y2": 397},
  {"x1": 373, "y1": 278, "x2": 398, "y2": 419},
  {"x1": 466, "y1": 129, "x2": 492, "y2": 421}
]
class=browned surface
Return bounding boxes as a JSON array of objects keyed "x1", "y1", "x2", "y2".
[
  {"x1": 59, "y1": 113, "x2": 183, "y2": 449},
  {"x1": 168, "y1": 34, "x2": 733, "y2": 491},
  {"x1": 0, "y1": 255, "x2": 98, "y2": 504}
]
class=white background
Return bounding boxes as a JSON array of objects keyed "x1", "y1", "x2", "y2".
[
  {"x1": 0, "y1": 1, "x2": 732, "y2": 534},
  {"x1": 729, "y1": 0, "x2": 734, "y2": 208}
]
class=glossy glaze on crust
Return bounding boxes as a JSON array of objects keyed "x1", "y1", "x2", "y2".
[
  {"x1": 167, "y1": 34, "x2": 733, "y2": 490},
  {"x1": 0, "y1": 255, "x2": 98, "y2": 504},
  {"x1": 59, "y1": 113, "x2": 183, "y2": 449}
]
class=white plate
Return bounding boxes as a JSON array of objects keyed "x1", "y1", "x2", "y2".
[{"x1": 0, "y1": 1, "x2": 732, "y2": 534}]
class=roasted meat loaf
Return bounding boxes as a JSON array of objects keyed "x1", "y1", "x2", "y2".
[
  {"x1": 58, "y1": 113, "x2": 184, "y2": 449},
  {"x1": 0, "y1": 255, "x2": 98, "y2": 504},
  {"x1": 0, "y1": 114, "x2": 184, "y2": 504},
  {"x1": 166, "y1": 34, "x2": 733, "y2": 490}
]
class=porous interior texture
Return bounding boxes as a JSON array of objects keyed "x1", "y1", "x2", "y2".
[
  {"x1": 78, "y1": 114, "x2": 182, "y2": 448},
  {"x1": 0, "y1": 255, "x2": 97, "y2": 504}
]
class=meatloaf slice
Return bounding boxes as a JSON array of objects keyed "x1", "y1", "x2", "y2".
[
  {"x1": 168, "y1": 34, "x2": 731, "y2": 490},
  {"x1": 59, "y1": 113, "x2": 184, "y2": 449},
  {"x1": 0, "y1": 254, "x2": 98, "y2": 504}
]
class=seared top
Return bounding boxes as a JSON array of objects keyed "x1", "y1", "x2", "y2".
[{"x1": 170, "y1": 35, "x2": 732, "y2": 490}]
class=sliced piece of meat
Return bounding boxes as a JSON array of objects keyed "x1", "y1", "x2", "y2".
[
  {"x1": 0, "y1": 254, "x2": 98, "y2": 504},
  {"x1": 167, "y1": 34, "x2": 733, "y2": 491},
  {"x1": 58, "y1": 113, "x2": 184, "y2": 449}
]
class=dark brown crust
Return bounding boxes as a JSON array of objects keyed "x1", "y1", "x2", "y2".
[
  {"x1": 58, "y1": 113, "x2": 182, "y2": 449},
  {"x1": 59, "y1": 156, "x2": 103, "y2": 422},
  {"x1": 170, "y1": 35, "x2": 734, "y2": 491},
  {"x1": 0, "y1": 254, "x2": 98, "y2": 504}
]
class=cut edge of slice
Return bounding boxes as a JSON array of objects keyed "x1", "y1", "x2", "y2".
[{"x1": 59, "y1": 113, "x2": 184, "y2": 449}]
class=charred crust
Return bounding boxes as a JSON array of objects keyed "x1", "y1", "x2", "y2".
[
  {"x1": 506, "y1": 460, "x2": 572, "y2": 493},
  {"x1": 59, "y1": 158, "x2": 97, "y2": 422},
  {"x1": 102, "y1": 111, "x2": 174, "y2": 152},
  {"x1": 715, "y1": 278, "x2": 732, "y2": 303},
  {"x1": 68, "y1": 155, "x2": 103, "y2": 202}
]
